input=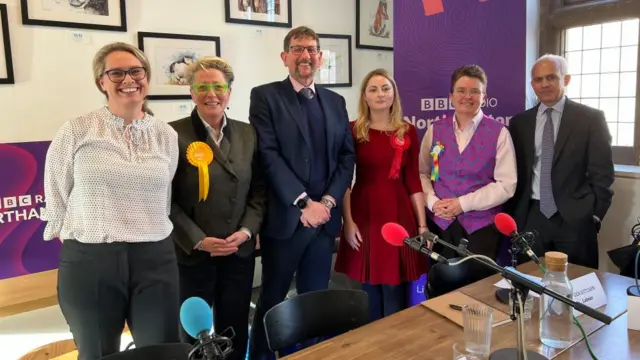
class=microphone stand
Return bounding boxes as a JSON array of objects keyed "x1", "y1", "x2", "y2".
[
  {"x1": 496, "y1": 232, "x2": 537, "y2": 305},
  {"x1": 429, "y1": 236, "x2": 613, "y2": 360}
]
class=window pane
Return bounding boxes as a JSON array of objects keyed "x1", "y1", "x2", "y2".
[
  {"x1": 618, "y1": 123, "x2": 635, "y2": 146},
  {"x1": 581, "y1": 49, "x2": 600, "y2": 74},
  {"x1": 568, "y1": 75, "x2": 581, "y2": 98},
  {"x1": 621, "y1": 19, "x2": 639, "y2": 46},
  {"x1": 600, "y1": 48, "x2": 620, "y2": 73},
  {"x1": 582, "y1": 24, "x2": 602, "y2": 50},
  {"x1": 565, "y1": 27, "x2": 583, "y2": 51},
  {"x1": 619, "y1": 97, "x2": 636, "y2": 122},
  {"x1": 602, "y1": 21, "x2": 622, "y2": 48},
  {"x1": 619, "y1": 72, "x2": 637, "y2": 97},
  {"x1": 567, "y1": 51, "x2": 582, "y2": 74},
  {"x1": 581, "y1": 74, "x2": 600, "y2": 98},
  {"x1": 600, "y1": 73, "x2": 619, "y2": 97},
  {"x1": 599, "y1": 98, "x2": 618, "y2": 122},
  {"x1": 620, "y1": 46, "x2": 638, "y2": 72},
  {"x1": 581, "y1": 98, "x2": 599, "y2": 109},
  {"x1": 608, "y1": 123, "x2": 618, "y2": 145}
]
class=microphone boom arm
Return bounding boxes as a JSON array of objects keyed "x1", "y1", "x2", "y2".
[{"x1": 424, "y1": 232, "x2": 613, "y2": 325}]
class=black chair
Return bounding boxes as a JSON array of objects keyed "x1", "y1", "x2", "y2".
[
  {"x1": 427, "y1": 257, "x2": 490, "y2": 298},
  {"x1": 263, "y1": 289, "x2": 369, "y2": 356},
  {"x1": 98, "y1": 343, "x2": 192, "y2": 360}
]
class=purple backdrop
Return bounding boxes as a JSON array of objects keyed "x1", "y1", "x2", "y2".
[
  {"x1": 395, "y1": 0, "x2": 527, "y2": 304},
  {"x1": 396, "y1": 0, "x2": 527, "y2": 138},
  {"x1": 0, "y1": 141, "x2": 60, "y2": 280}
]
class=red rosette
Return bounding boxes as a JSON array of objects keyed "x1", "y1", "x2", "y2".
[{"x1": 388, "y1": 134, "x2": 411, "y2": 179}]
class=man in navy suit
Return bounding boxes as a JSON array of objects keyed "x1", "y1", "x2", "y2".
[{"x1": 248, "y1": 26, "x2": 355, "y2": 359}]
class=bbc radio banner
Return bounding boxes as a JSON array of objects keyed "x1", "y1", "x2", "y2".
[
  {"x1": 0, "y1": 141, "x2": 60, "y2": 280},
  {"x1": 394, "y1": 0, "x2": 527, "y2": 303}
]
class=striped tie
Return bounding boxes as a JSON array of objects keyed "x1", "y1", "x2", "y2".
[{"x1": 540, "y1": 108, "x2": 557, "y2": 218}]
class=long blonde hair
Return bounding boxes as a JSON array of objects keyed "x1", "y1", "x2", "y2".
[
  {"x1": 92, "y1": 42, "x2": 154, "y2": 115},
  {"x1": 353, "y1": 68, "x2": 408, "y2": 142}
]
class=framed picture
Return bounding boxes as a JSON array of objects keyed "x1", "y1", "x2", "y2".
[
  {"x1": 225, "y1": 0, "x2": 291, "y2": 28},
  {"x1": 314, "y1": 34, "x2": 352, "y2": 88},
  {"x1": 356, "y1": 0, "x2": 393, "y2": 51},
  {"x1": 0, "y1": 4, "x2": 15, "y2": 84},
  {"x1": 20, "y1": 0, "x2": 127, "y2": 32},
  {"x1": 137, "y1": 32, "x2": 221, "y2": 100}
]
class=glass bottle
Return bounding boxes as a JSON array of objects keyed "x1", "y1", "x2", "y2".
[{"x1": 539, "y1": 251, "x2": 575, "y2": 348}]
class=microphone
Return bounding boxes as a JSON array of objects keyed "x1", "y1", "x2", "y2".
[
  {"x1": 494, "y1": 213, "x2": 540, "y2": 265},
  {"x1": 381, "y1": 223, "x2": 449, "y2": 264},
  {"x1": 180, "y1": 297, "x2": 234, "y2": 360}
]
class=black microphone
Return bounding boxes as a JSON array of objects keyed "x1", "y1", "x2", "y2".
[
  {"x1": 381, "y1": 223, "x2": 449, "y2": 264},
  {"x1": 494, "y1": 213, "x2": 540, "y2": 265}
]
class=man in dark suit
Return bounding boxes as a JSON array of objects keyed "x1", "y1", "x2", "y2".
[
  {"x1": 169, "y1": 57, "x2": 266, "y2": 360},
  {"x1": 248, "y1": 26, "x2": 355, "y2": 359},
  {"x1": 507, "y1": 54, "x2": 614, "y2": 269}
]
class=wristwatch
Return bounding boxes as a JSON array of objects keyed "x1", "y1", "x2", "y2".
[
  {"x1": 320, "y1": 198, "x2": 335, "y2": 209},
  {"x1": 295, "y1": 195, "x2": 311, "y2": 210}
]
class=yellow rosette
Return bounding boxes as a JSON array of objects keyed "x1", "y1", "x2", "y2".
[{"x1": 186, "y1": 141, "x2": 214, "y2": 201}]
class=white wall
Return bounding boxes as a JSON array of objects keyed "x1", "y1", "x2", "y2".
[{"x1": 0, "y1": 0, "x2": 393, "y2": 143}]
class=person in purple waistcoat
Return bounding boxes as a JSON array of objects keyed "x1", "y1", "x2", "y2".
[{"x1": 419, "y1": 65, "x2": 517, "y2": 279}]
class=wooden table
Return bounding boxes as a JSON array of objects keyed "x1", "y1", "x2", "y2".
[
  {"x1": 0, "y1": 269, "x2": 58, "y2": 318},
  {"x1": 282, "y1": 260, "x2": 636, "y2": 359}
]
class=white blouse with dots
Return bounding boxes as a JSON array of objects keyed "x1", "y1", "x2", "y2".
[{"x1": 42, "y1": 106, "x2": 179, "y2": 244}]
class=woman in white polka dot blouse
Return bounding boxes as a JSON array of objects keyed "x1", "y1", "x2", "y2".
[{"x1": 42, "y1": 42, "x2": 181, "y2": 360}]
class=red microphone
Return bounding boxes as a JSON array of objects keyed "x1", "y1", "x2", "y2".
[
  {"x1": 493, "y1": 213, "x2": 540, "y2": 265},
  {"x1": 494, "y1": 212, "x2": 518, "y2": 237},
  {"x1": 381, "y1": 222, "x2": 409, "y2": 246},
  {"x1": 381, "y1": 222, "x2": 448, "y2": 264}
]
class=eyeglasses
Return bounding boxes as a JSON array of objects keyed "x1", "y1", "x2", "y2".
[
  {"x1": 289, "y1": 46, "x2": 320, "y2": 55},
  {"x1": 192, "y1": 82, "x2": 230, "y2": 95},
  {"x1": 104, "y1": 67, "x2": 147, "y2": 83},
  {"x1": 454, "y1": 88, "x2": 483, "y2": 97}
]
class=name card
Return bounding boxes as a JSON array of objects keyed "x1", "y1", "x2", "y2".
[{"x1": 570, "y1": 272, "x2": 607, "y2": 317}]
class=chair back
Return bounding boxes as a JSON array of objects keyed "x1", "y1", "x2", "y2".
[
  {"x1": 98, "y1": 343, "x2": 191, "y2": 360},
  {"x1": 427, "y1": 257, "x2": 489, "y2": 298},
  {"x1": 263, "y1": 289, "x2": 369, "y2": 354}
]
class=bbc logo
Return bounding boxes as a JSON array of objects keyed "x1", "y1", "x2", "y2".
[
  {"x1": 0, "y1": 195, "x2": 42, "y2": 210},
  {"x1": 421, "y1": 98, "x2": 454, "y2": 111}
]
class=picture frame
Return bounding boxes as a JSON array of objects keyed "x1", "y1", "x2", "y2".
[
  {"x1": 356, "y1": 0, "x2": 393, "y2": 51},
  {"x1": 20, "y1": 0, "x2": 127, "y2": 32},
  {"x1": 225, "y1": 0, "x2": 291, "y2": 28},
  {"x1": 0, "y1": 4, "x2": 15, "y2": 84},
  {"x1": 314, "y1": 34, "x2": 352, "y2": 88},
  {"x1": 137, "y1": 32, "x2": 221, "y2": 100}
]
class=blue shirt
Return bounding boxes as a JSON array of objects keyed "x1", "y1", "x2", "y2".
[{"x1": 531, "y1": 96, "x2": 566, "y2": 200}]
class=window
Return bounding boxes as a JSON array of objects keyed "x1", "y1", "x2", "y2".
[{"x1": 562, "y1": 19, "x2": 639, "y2": 148}]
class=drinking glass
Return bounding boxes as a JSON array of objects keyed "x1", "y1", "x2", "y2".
[
  {"x1": 462, "y1": 304, "x2": 493, "y2": 357},
  {"x1": 453, "y1": 342, "x2": 482, "y2": 360}
]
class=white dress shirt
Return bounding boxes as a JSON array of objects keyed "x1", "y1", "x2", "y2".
[{"x1": 42, "y1": 106, "x2": 179, "y2": 243}]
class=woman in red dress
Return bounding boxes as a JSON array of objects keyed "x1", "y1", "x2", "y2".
[{"x1": 335, "y1": 69, "x2": 428, "y2": 321}]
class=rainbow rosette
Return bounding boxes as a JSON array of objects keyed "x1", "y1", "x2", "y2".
[
  {"x1": 186, "y1": 141, "x2": 214, "y2": 201},
  {"x1": 430, "y1": 141, "x2": 444, "y2": 181}
]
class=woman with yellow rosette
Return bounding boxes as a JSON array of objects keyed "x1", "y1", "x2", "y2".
[
  {"x1": 168, "y1": 56, "x2": 266, "y2": 360},
  {"x1": 418, "y1": 64, "x2": 517, "y2": 284},
  {"x1": 42, "y1": 42, "x2": 181, "y2": 360}
]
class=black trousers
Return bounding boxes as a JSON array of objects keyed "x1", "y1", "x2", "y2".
[
  {"x1": 523, "y1": 200, "x2": 599, "y2": 269},
  {"x1": 429, "y1": 219, "x2": 503, "y2": 283},
  {"x1": 249, "y1": 226, "x2": 335, "y2": 360},
  {"x1": 178, "y1": 253, "x2": 255, "y2": 360},
  {"x1": 57, "y1": 237, "x2": 180, "y2": 360}
]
